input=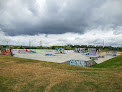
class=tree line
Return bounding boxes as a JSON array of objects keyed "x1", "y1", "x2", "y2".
[{"x1": 0, "y1": 45, "x2": 121, "y2": 51}]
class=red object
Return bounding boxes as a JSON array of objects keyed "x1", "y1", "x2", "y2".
[{"x1": 10, "y1": 49, "x2": 12, "y2": 52}]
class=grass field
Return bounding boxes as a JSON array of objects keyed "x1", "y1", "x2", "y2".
[{"x1": 0, "y1": 54, "x2": 122, "y2": 92}]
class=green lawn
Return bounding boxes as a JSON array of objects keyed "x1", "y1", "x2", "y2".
[
  {"x1": 0, "y1": 54, "x2": 122, "y2": 92},
  {"x1": 92, "y1": 54, "x2": 122, "y2": 69}
]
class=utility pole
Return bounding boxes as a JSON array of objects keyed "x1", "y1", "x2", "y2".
[
  {"x1": 40, "y1": 40, "x2": 42, "y2": 46},
  {"x1": 62, "y1": 43, "x2": 63, "y2": 46},
  {"x1": 7, "y1": 41, "x2": 8, "y2": 46},
  {"x1": 29, "y1": 40, "x2": 31, "y2": 47},
  {"x1": 103, "y1": 40, "x2": 104, "y2": 50}
]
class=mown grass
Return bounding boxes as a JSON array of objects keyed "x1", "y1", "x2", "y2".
[
  {"x1": 92, "y1": 53, "x2": 122, "y2": 69},
  {"x1": 0, "y1": 54, "x2": 122, "y2": 92}
]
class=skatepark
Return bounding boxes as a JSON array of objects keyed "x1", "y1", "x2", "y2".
[{"x1": 12, "y1": 49, "x2": 118, "y2": 65}]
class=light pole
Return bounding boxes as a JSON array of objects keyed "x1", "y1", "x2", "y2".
[
  {"x1": 29, "y1": 40, "x2": 31, "y2": 47},
  {"x1": 7, "y1": 41, "x2": 8, "y2": 46},
  {"x1": 103, "y1": 39, "x2": 104, "y2": 50},
  {"x1": 40, "y1": 41, "x2": 42, "y2": 46}
]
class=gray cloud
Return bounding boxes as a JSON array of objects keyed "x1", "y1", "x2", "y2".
[{"x1": 0, "y1": 0, "x2": 122, "y2": 36}]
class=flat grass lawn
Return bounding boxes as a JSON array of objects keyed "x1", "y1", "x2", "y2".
[{"x1": 0, "y1": 55, "x2": 122, "y2": 92}]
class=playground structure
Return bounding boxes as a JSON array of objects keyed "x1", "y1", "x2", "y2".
[
  {"x1": 74, "y1": 48, "x2": 86, "y2": 53},
  {"x1": 56, "y1": 48, "x2": 64, "y2": 54},
  {"x1": 0, "y1": 48, "x2": 13, "y2": 56}
]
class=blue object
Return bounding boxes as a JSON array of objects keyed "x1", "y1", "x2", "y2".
[
  {"x1": 79, "y1": 51, "x2": 82, "y2": 53},
  {"x1": 45, "y1": 54, "x2": 53, "y2": 56},
  {"x1": 113, "y1": 54, "x2": 116, "y2": 56}
]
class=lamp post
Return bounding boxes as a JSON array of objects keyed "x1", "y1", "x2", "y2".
[{"x1": 103, "y1": 39, "x2": 104, "y2": 50}]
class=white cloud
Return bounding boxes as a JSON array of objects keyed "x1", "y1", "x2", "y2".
[
  {"x1": 0, "y1": 27, "x2": 122, "y2": 47},
  {"x1": 0, "y1": 0, "x2": 122, "y2": 47}
]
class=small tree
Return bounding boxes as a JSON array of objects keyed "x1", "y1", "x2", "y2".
[
  {"x1": 0, "y1": 45, "x2": 3, "y2": 49},
  {"x1": 19, "y1": 46, "x2": 25, "y2": 49},
  {"x1": 65, "y1": 46, "x2": 72, "y2": 50}
]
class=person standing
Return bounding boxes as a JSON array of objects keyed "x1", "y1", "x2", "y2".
[{"x1": 10, "y1": 46, "x2": 13, "y2": 56}]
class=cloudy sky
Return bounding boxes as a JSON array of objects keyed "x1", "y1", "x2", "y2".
[{"x1": 0, "y1": 0, "x2": 122, "y2": 47}]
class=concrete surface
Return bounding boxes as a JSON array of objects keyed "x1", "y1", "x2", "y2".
[{"x1": 13, "y1": 49, "x2": 117, "y2": 64}]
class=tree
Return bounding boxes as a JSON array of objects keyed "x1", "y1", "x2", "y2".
[{"x1": 65, "y1": 46, "x2": 72, "y2": 50}]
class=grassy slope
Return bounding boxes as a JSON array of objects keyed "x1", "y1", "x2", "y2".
[
  {"x1": 0, "y1": 55, "x2": 122, "y2": 92},
  {"x1": 92, "y1": 54, "x2": 122, "y2": 69}
]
